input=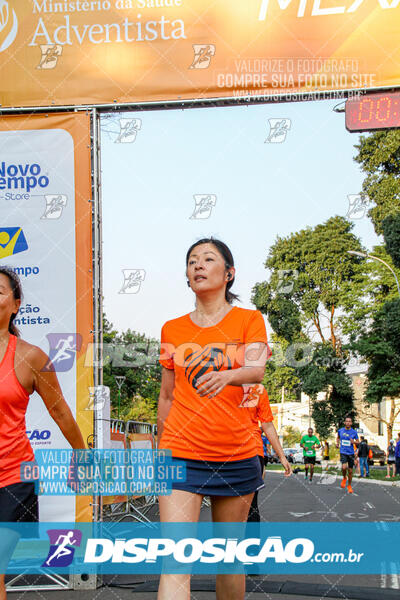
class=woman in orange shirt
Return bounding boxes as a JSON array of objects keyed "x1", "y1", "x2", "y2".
[
  {"x1": 157, "y1": 238, "x2": 272, "y2": 600},
  {"x1": 0, "y1": 267, "x2": 86, "y2": 600}
]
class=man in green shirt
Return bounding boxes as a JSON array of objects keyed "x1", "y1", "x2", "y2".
[{"x1": 300, "y1": 428, "x2": 321, "y2": 482}]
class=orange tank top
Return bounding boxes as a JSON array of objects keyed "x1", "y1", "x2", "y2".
[{"x1": 0, "y1": 334, "x2": 34, "y2": 488}]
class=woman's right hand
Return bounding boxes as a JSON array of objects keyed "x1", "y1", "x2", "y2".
[{"x1": 280, "y1": 456, "x2": 292, "y2": 477}]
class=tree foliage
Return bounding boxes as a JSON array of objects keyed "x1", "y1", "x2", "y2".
[
  {"x1": 252, "y1": 216, "x2": 364, "y2": 350},
  {"x1": 252, "y1": 217, "x2": 359, "y2": 436},
  {"x1": 102, "y1": 315, "x2": 161, "y2": 421},
  {"x1": 354, "y1": 130, "x2": 400, "y2": 235}
]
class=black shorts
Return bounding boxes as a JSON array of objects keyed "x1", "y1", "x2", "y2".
[
  {"x1": 388, "y1": 459, "x2": 395, "y2": 465},
  {"x1": 340, "y1": 454, "x2": 355, "y2": 469},
  {"x1": 304, "y1": 456, "x2": 316, "y2": 465},
  {"x1": 0, "y1": 482, "x2": 39, "y2": 523}
]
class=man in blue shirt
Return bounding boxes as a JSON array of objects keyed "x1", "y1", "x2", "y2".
[
  {"x1": 395, "y1": 432, "x2": 400, "y2": 477},
  {"x1": 336, "y1": 415, "x2": 359, "y2": 494}
]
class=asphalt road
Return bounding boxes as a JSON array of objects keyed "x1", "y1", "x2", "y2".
[{"x1": 7, "y1": 470, "x2": 400, "y2": 600}]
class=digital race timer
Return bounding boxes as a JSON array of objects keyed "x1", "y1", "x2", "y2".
[{"x1": 345, "y1": 92, "x2": 400, "y2": 132}]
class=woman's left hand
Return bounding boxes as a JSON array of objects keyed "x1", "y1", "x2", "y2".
[
  {"x1": 280, "y1": 456, "x2": 292, "y2": 477},
  {"x1": 195, "y1": 370, "x2": 233, "y2": 398}
]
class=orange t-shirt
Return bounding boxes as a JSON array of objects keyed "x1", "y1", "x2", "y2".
[
  {"x1": 242, "y1": 384, "x2": 273, "y2": 457},
  {"x1": 158, "y1": 306, "x2": 269, "y2": 461}
]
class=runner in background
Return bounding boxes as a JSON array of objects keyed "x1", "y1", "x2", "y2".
[
  {"x1": 386, "y1": 439, "x2": 396, "y2": 478},
  {"x1": 336, "y1": 415, "x2": 359, "y2": 494},
  {"x1": 246, "y1": 384, "x2": 291, "y2": 523},
  {"x1": 262, "y1": 433, "x2": 271, "y2": 465},
  {"x1": 300, "y1": 428, "x2": 320, "y2": 483},
  {"x1": 0, "y1": 267, "x2": 86, "y2": 600},
  {"x1": 323, "y1": 441, "x2": 330, "y2": 461},
  {"x1": 395, "y1": 433, "x2": 400, "y2": 477},
  {"x1": 358, "y1": 436, "x2": 370, "y2": 478},
  {"x1": 354, "y1": 440, "x2": 361, "y2": 477}
]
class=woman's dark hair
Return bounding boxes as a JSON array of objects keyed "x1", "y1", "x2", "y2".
[
  {"x1": 185, "y1": 237, "x2": 240, "y2": 304},
  {"x1": 0, "y1": 266, "x2": 22, "y2": 337}
]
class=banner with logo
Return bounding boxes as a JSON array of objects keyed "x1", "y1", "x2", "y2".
[
  {"x1": 0, "y1": 112, "x2": 94, "y2": 522},
  {"x1": 2, "y1": 522, "x2": 400, "y2": 574},
  {"x1": 0, "y1": 1, "x2": 399, "y2": 108}
]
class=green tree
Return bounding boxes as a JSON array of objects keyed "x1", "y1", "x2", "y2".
[
  {"x1": 262, "y1": 334, "x2": 301, "y2": 404},
  {"x1": 102, "y1": 315, "x2": 162, "y2": 420},
  {"x1": 353, "y1": 299, "x2": 400, "y2": 444},
  {"x1": 283, "y1": 426, "x2": 302, "y2": 447},
  {"x1": 346, "y1": 132, "x2": 400, "y2": 444},
  {"x1": 354, "y1": 130, "x2": 400, "y2": 235},
  {"x1": 382, "y1": 213, "x2": 400, "y2": 269},
  {"x1": 121, "y1": 394, "x2": 158, "y2": 424},
  {"x1": 252, "y1": 216, "x2": 364, "y2": 351},
  {"x1": 252, "y1": 216, "x2": 359, "y2": 436}
]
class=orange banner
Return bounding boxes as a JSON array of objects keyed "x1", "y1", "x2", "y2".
[{"x1": 0, "y1": 0, "x2": 399, "y2": 107}]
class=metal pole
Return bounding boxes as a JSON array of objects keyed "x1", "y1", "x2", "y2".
[
  {"x1": 0, "y1": 84, "x2": 398, "y2": 115},
  {"x1": 367, "y1": 254, "x2": 400, "y2": 298},
  {"x1": 91, "y1": 108, "x2": 103, "y2": 552}
]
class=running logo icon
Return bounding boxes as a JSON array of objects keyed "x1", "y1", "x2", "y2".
[
  {"x1": 37, "y1": 44, "x2": 62, "y2": 69},
  {"x1": 0, "y1": 227, "x2": 28, "y2": 259},
  {"x1": 42, "y1": 530, "x2": 82, "y2": 568},
  {"x1": 346, "y1": 194, "x2": 370, "y2": 220},
  {"x1": 0, "y1": 1, "x2": 18, "y2": 53},
  {"x1": 265, "y1": 119, "x2": 291, "y2": 143},
  {"x1": 115, "y1": 118, "x2": 142, "y2": 143},
  {"x1": 43, "y1": 333, "x2": 82, "y2": 372},
  {"x1": 189, "y1": 195, "x2": 217, "y2": 219},
  {"x1": 189, "y1": 44, "x2": 216, "y2": 69},
  {"x1": 119, "y1": 269, "x2": 146, "y2": 294},
  {"x1": 41, "y1": 195, "x2": 67, "y2": 220}
]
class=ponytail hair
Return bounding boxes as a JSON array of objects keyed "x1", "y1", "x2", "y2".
[
  {"x1": 185, "y1": 237, "x2": 240, "y2": 305},
  {"x1": 0, "y1": 266, "x2": 23, "y2": 337}
]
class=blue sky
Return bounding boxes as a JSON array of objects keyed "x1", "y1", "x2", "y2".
[{"x1": 100, "y1": 99, "x2": 380, "y2": 339}]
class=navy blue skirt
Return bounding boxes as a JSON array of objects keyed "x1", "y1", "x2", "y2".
[{"x1": 171, "y1": 455, "x2": 264, "y2": 496}]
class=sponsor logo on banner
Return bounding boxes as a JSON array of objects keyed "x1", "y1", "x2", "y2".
[
  {"x1": 0, "y1": 227, "x2": 28, "y2": 259},
  {"x1": 26, "y1": 429, "x2": 51, "y2": 446},
  {"x1": 0, "y1": 162, "x2": 50, "y2": 193},
  {"x1": 115, "y1": 118, "x2": 142, "y2": 143},
  {"x1": 37, "y1": 43, "x2": 62, "y2": 69},
  {"x1": 0, "y1": 0, "x2": 18, "y2": 53},
  {"x1": 42, "y1": 529, "x2": 82, "y2": 568},
  {"x1": 265, "y1": 119, "x2": 291, "y2": 143},
  {"x1": 189, "y1": 44, "x2": 216, "y2": 69},
  {"x1": 41, "y1": 194, "x2": 67, "y2": 219},
  {"x1": 43, "y1": 333, "x2": 82, "y2": 372},
  {"x1": 189, "y1": 194, "x2": 217, "y2": 219},
  {"x1": 119, "y1": 269, "x2": 146, "y2": 294}
]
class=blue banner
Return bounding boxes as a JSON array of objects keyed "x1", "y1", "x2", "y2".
[{"x1": 1, "y1": 522, "x2": 399, "y2": 575}]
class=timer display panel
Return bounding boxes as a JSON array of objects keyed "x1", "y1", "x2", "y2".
[{"x1": 346, "y1": 92, "x2": 400, "y2": 132}]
